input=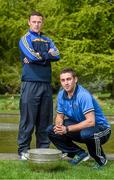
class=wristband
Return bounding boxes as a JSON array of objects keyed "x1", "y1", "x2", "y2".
[{"x1": 66, "y1": 126, "x2": 69, "y2": 133}]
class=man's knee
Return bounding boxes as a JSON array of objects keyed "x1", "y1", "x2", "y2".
[
  {"x1": 80, "y1": 127, "x2": 94, "y2": 140},
  {"x1": 46, "y1": 125, "x2": 54, "y2": 135}
]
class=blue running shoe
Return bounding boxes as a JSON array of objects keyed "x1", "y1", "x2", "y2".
[{"x1": 69, "y1": 152, "x2": 90, "y2": 165}]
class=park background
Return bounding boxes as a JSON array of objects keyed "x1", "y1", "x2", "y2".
[
  {"x1": 0, "y1": 0, "x2": 114, "y2": 97},
  {"x1": 0, "y1": 0, "x2": 114, "y2": 179}
]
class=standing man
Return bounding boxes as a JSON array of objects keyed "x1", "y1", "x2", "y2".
[
  {"x1": 47, "y1": 68, "x2": 111, "y2": 169},
  {"x1": 18, "y1": 11, "x2": 60, "y2": 160}
]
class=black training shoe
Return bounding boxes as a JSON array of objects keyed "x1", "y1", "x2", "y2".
[{"x1": 92, "y1": 159, "x2": 108, "y2": 170}]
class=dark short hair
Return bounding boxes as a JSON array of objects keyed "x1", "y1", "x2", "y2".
[
  {"x1": 29, "y1": 11, "x2": 44, "y2": 20},
  {"x1": 60, "y1": 68, "x2": 77, "y2": 78}
]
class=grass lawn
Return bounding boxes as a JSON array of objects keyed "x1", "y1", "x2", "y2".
[{"x1": 0, "y1": 160, "x2": 114, "y2": 179}]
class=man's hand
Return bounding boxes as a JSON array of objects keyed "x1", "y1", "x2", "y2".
[
  {"x1": 48, "y1": 48, "x2": 54, "y2": 53},
  {"x1": 53, "y1": 125, "x2": 67, "y2": 135},
  {"x1": 48, "y1": 48, "x2": 56, "y2": 56},
  {"x1": 23, "y1": 57, "x2": 29, "y2": 64}
]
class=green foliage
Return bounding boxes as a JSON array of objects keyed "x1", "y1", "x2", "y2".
[
  {"x1": 52, "y1": 52, "x2": 114, "y2": 91},
  {"x1": 0, "y1": 0, "x2": 114, "y2": 96},
  {"x1": 0, "y1": 93, "x2": 114, "y2": 115},
  {"x1": 0, "y1": 95, "x2": 19, "y2": 112},
  {"x1": 0, "y1": 63, "x2": 21, "y2": 93},
  {"x1": 95, "y1": 93, "x2": 114, "y2": 115}
]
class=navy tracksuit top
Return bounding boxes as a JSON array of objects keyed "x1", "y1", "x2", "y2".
[{"x1": 19, "y1": 30, "x2": 60, "y2": 82}]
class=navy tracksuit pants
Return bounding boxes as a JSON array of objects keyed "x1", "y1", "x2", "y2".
[
  {"x1": 18, "y1": 81, "x2": 53, "y2": 155},
  {"x1": 47, "y1": 119, "x2": 111, "y2": 166}
]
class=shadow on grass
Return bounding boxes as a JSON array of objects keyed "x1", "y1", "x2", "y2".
[{"x1": 27, "y1": 161, "x2": 69, "y2": 173}]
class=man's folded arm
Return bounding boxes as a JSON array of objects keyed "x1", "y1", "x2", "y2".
[
  {"x1": 19, "y1": 36, "x2": 45, "y2": 64},
  {"x1": 41, "y1": 39, "x2": 60, "y2": 62},
  {"x1": 19, "y1": 35, "x2": 60, "y2": 63}
]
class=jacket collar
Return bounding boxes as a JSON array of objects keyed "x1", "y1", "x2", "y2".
[{"x1": 29, "y1": 30, "x2": 44, "y2": 36}]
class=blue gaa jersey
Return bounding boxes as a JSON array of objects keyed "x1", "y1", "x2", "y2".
[{"x1": 57, "y1": 84, "x2": 110, "y2": 128}]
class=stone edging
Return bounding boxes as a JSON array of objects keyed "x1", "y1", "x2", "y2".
[{"x1": 0, "y1": 153, "x2": 114, "y2": 160}]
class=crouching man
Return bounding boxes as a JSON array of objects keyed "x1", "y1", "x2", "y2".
[{"x1": 47, "y1": 68, "x2": 111, "y2": 169}]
